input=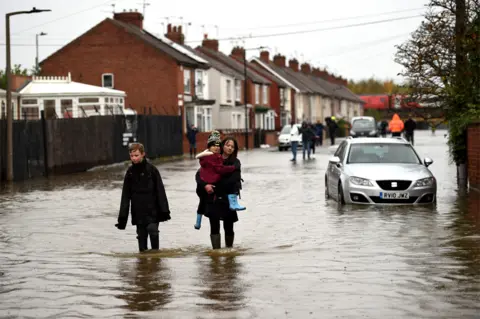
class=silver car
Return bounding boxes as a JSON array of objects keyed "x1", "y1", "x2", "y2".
[{"x1": 325, "y1": 137, "x2": 436, "y2": 205}]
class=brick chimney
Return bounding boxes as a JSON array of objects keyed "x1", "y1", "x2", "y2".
[
  {"x1": 201, "y1": 34, "x2": 219, "y2": 51},
  {"x1": 288, "y1": 59, "x2": 299, "y2": 72},
  {"x1": 312, "y1": 67, "x2": 322, "y2": 77},
  {"x1": 165, "y1": 24, "x2": 184, "y2": 44},
  {"x1": 260, "y1": 51, "x2": 270, "y2": 63},
  {"x1": 231, "y1": 46, "x2": 246, "y2": 60},
  {"x1": 113, "y1": 10, "x2": 143, "y2": 29},
  {"x1": 300, "y1": 63, "x2": 311, "y2": 74},
  {"x1": 273, "y1": 54, "x2": 286, "y2": 67}
]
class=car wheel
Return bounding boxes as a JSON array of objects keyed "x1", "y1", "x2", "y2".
[
  {"x1": 278, "y1": 146, "x2": 283, "y2": 151},
  {"x1": 325, "y1": 177, "x2": 330, "y2": 199},
  {"x1": 337, "y1": 182, "x2": 345, "y2": 205}
]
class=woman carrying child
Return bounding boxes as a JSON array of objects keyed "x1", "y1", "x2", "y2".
[{"x1": 195, "y1": 132, "x2": 244, "y2": 249}]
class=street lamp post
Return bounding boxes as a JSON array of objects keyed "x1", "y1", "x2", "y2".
[
  {"x1": 5, "y1": 7, "x2": 51, "y2": 182},
  {"x1": 243, "y1": 46, "x2": 265, "y2": 151},
  {"x1": 35, "y1": 32, "x2": 47, "y2": 73}
]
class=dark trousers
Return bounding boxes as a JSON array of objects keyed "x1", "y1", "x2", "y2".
[
  {"x1": 136, "y1": 222, "x2": 159, "y2": 252},
  {"x1": 189, "y1": 143, "x2": 197, "y2": 158},
  {"x1": 311, "y1": 139, "x2": 316, "y2": 154},
  {"x1": 392, "y1": 132, "x2": 401, "y2": 137},
  {"x1": 405, "y1": 132, "x2": 414, "y2": 145},
  {"x1": 330, "y1": 134, "x2": 335, "y2": 145},
  {"x1": 209, "y1": 217, "x2": 234, "y2": 236}
]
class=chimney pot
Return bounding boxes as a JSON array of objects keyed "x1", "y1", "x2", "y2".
[
  {"x1": 288, "y1": 59, "x2": 299, "y2": 72},
  {"x1": 260, "y1": 50, "x2": 270, "y2": 63},
  {"x1": 113, "y1": 11, "x2": 144, "y2": 29}
]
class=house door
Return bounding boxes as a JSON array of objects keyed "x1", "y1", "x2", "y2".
[{"x1": 43, "y1": 100, "x2": 56, "y2": 119}]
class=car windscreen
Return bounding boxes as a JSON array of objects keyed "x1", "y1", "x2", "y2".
[
  {"x1": 352, "y1": 119, "x2": 375, "y2": 130},
  {"x1": 347, "y1": 143, "x2": 421, "y2": 164},
  {"x1": 280, "y1": 126, "x2": 292, "y2": 134}
]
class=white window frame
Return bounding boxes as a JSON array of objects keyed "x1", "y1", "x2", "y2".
[
  {"x1": 226, "y1": 79, "x2": 232, "y2": 103},
  {"x1": 184, "y1": 69, "x2": 191, "y2": 94},
  {"x1": 231, "y1": 112, "x2": 242, "y2": 129},
  {"x1": 255, "y1": 84, "x2": 260, "y2": 104},
  {"x1": 262, "y1": 85, "x2": 268, "y2": 105},
  {"x1": 102, "y1": 73, "x2": 114, "y2": 88},
  {"x1": 195, "y1": 70, "x2": 204, "y2": 97},
  {"x1": 265, "y1": 110, "x2": 275, "y2": 130},
  {"x1": 203, "y1": 106, "x2": 212, "y2": 131},
  {"x1": 235, "y1": 79, "x2": 241, "y2": 102}
]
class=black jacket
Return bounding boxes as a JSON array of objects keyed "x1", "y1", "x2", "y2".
[
  {"x1": 195, "y1": 156, "x2": 241, "y2": 222},
  {"x1": 117, "y1": 159, "x2": 171, "y2": 228},
  {"x1": 404, "y1": 119, "x2": 416, "y2": 134}
]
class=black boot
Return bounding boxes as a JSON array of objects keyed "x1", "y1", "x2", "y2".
[
  {"x1": 210, "y1": 234, "x2": 221, "y2": 249},
  {"x1": 137, "y1": 235, "x2": 148, "y2": 252},
  {"x1": 150, "y1": 234, "x2": 159, "y2": 250},
  {"x1": 225, "y1": 234, "x2": 234, "y2": 248}
]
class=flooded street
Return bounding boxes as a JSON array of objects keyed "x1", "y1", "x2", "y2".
[{"x1": 1, "y1": 130, "x2": 479, "y2": 318}]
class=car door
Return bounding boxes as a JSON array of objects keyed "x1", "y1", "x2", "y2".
[{"x1": 328, "y1": 141, "x2": 347, "y2": 196}]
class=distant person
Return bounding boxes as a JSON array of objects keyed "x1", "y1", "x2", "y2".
[
  {"x1": 300, "y1": 121, "x2": 316, "y2": 160},
  {"x1": 115, "y1": 143, "x2": 171, "y2": 252},
  {"x1": 315, "y1": 121, "x2": 324, "y2": 146},
  {"x1": 326, "y1": 117, "x2": 338, "y2": 145},
  {"x1": 379, "y1": 120, "x2": 388, "y2": 137},
  {"x1": 388, "y1": 113, "x2": 404, "y2": 137},
  {"x1": 186, "y1": 124, "x2": 198, "y2": 159},
  {"x1": 289, "y1": 121, "x2": 301, "y2": 162},
  {"x1": 404, "y1": 115, "x2": 417, "y2": 145}
]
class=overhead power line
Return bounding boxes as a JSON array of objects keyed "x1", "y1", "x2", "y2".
[
  {"x1": 236, "y1": 7, "x2": 426, "y2": 30},
  {"x1": 185, "y1": 15, "x2": 424, "y2": 43},
  {"x1": 12, "y1": 0, "x2": 124, "y2": 35}
]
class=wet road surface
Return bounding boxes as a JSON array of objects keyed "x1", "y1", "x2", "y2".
[{"x1": 0, "y1": 130, "x2": 479, "y2": 318}]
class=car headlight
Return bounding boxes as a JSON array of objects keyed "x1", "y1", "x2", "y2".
[
  {"x1": 414, "y1": 177, "x2": 435, "y2": 187},
  {"x1": 369, "y1": 130, "x2": 376, "y2": 135},
  {"x1": 349, "y1": 176, "x2": 373, "y2": 187},
  {"x1": 350, "y1": 130, "x2": 356, "y2": 135}
]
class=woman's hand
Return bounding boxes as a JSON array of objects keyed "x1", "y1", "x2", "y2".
[{"x1": 205, "y1": 184, "x2": 215, "y2": 194}]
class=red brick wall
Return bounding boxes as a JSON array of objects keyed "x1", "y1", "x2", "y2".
[
  {"x1": 40, "y1": 19, "x2": 180, "y2": 116},
  {"x1": 265, "y1": 131, "x2": 278, "y2": 146},
  {"x1": 468, "y1": 123, "x2": 480, "y2": 189},
  {"x1": 183, "y1": 131, "x2": 254, "y2": 154}
]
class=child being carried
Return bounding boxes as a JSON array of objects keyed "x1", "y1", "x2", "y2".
[{"x1": 194, "y1": 131, "x2": 245, "y2": 230}]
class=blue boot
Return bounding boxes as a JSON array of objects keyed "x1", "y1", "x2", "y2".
[
  {"x1": 194, "y1": 213, "x2": 202, "y2": 230},
  {"x1": 228, "y1": 194, "x2": 246, "y2": 211}
]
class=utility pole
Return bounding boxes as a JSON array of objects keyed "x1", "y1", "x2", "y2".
[
  {"x1": 35, "y1": 32, "x2": 47, "y2": 74},
  {"x1": 5, "y1": 7, "x2": 51, "y2": 182}
]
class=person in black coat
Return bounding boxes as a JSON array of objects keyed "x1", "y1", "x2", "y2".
[
  {"x1": 404, "y1": 116, "x2": 417, "y2": 145},
  {"x1": 116, "y1": 143, "x2": 171, "y2": 252},
  {"x1": 196, "y1": 137, "x2": 243, "y2": 249}
]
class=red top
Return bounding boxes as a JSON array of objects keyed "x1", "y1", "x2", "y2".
[{"x1": 198, "y1": 152, "x2": 235, "y2": 184}]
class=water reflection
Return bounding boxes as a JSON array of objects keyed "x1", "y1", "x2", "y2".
[
  {"x1": 116, "y1": 256, "x2": 173, "y2": 312},
  {"x1": 198, "y1": 255, "x2": 247, "y2": 311}
]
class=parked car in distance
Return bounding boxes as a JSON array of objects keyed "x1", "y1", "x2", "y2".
[
  {"x1": 278, "y1": 124, "x2": 303, "y2": 151},
  {"x1": 350, "y1": 116, "x2": 378, "y2": 138},
  {"x1": 325, "y1": 137, "x2": 437, "y2": 205}
]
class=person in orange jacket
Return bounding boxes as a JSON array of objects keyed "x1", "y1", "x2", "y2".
[{"x1": 388, "y1": 113, "x2": 404, "y2": 137}]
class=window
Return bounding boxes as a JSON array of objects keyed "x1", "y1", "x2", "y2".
[
  {"x1": 203, "y1": 107, "x2": 212, "y2": 131},
  {"x1": 280, "y1": 111, "x2": 290, "y2": 127},
  {"x1": 255, "y1": 84, "x2": 260, "y2": 104},
  {"x1": 279, "y1": 88, "x2": 285, "y2": 106},
  {"x1": 195, "y1": 70, "x2": 204, "y2": 96},
  {"x1": 265, "y1": 110, "x2": 275, "y2": 130},
  {"x1": 226, "y1": 79, "x2": 232, "y2": 102},
  {"x1": 21, "y1": 99, "x2": 38, "y2": 105},
  {"x1": 61, "y1": 99, "x2": 73, "y2": 118},
  {"x1": 231, "y1": 112, "x2": 242, "y2": 129},
  {"x1": 102, "y1": 73, "x2": 114, "y2": 88},
  {"x1": 262, "y1": 85, "x2": 268, "y2": 104},
  {"x1": 79, "y1": 97, "x2": 99, "y2": 103},
  {"x1": 22, "y1": 107, "x2": 39, "y2": 120},
  {"x1": 184, "y1": 69, "x2": 191, "y2": 94},
  {"x1": 347, "y1": 143, "x2": 422, "y2": 164},
  {"x1": 235, "y1": 80, "x2": 241, "y2": 102}
]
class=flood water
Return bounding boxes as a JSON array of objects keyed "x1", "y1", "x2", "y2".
[{"x1": 0, "y1": 130, "x2": 479, "y2": 318}]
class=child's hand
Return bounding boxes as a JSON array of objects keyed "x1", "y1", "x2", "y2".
[{"x1": 205, "y1": 184, "x2": 215, "y2": 194}]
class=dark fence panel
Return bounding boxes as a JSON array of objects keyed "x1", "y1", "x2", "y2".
[
  {"x1": 137, "y1": 115, "x2": 183, "y2": 158},
  {"x1": 1, "y1": 115, "x2": 182, "y2": 182}
]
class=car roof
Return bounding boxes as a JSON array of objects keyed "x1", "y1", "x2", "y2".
[
  {"x1": 347, "y1": 137, "x2": 410, "y2": 145},
  {"x1": 351, "y1": 116, "x2": 375, "y2": 121}
]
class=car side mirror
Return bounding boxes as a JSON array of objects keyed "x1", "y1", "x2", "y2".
[
  {"x1": 424, "y1": 157, "x2": 434, "y2": 167},
  {"x1": 329, "y1": 156, "x2": 342, "y2": 167}
]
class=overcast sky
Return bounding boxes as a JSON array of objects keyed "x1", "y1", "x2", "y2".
[{"x1": 1, "y1": 0, "x2": 429, "y2": 82}]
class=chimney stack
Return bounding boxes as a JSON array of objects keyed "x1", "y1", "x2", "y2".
[
  {"x1": 300, "y1": 63, "x2": 311, "y2": 74},
  {"x1": 260, "y1": 50, "x2": 270, "y2": 63},
  {"x1": 113, "y1": 11, "x2": 144, "y2": 29},
  {"x1": 231, "y1": 46, "x2": 246, "y2": 60},
  {"x1": 201, "y1": 34, "x2": 219, "y2": 51},
  {"x1": 165, "y1": 23, "x2": 185, "y2": 44},
  {"x1": 273, "y1": 54, "x2": 286, "y2": 67},
  {"x1": 288, "y1": 59, "x2": 299, "y2": 72}
]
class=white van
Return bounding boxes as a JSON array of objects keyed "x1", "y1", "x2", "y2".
[{"x1": 277, "y1": 124, "x2": 303, "y2": 151}]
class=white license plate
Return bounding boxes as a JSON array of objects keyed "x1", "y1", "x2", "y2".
[{"x1": 380, "y1": 192, "x2": 409, "y2": 199}]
